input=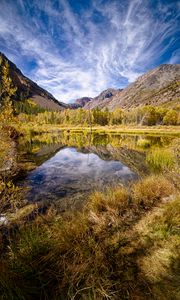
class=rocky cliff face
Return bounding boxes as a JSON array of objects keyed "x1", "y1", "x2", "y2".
[
  {"x1": 75, "y1": 97, "x2": 92, "y2": 107},
  {"x1": 84, "y1": 88, "x2": 121, "y2": 110},
  {"x1": 0, "y1": 52, "x2": 67, "y2": 111},
  {"x1": 68, "y1": 97, "x2": 92, "y2": 109},
  {"x1": 85, "y1": 64, "x2": 180, "y2": 111}
]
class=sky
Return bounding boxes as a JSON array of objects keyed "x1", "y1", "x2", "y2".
[{"x1": 0, "y1": 0, "x2": 179, "y2": 103}]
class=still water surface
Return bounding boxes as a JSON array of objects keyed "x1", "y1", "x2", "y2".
[
  {"x1": 24, "y1": 147, "x2": 137, "y2": 202},
  {"x1": 18, "y1": 132, "x2": 178, "y2": 203}
]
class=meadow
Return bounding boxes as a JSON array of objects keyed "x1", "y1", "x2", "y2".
[{"x1": 0, "y1": 121, "x2": 179, "y2": 299}]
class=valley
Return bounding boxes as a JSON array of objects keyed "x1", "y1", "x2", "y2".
[{"x1": 0, "y1": 52, "x2": 180, "y2": 300}]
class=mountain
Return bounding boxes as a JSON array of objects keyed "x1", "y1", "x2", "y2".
[
  {"x1": 68, "y1": 97, "x2": 92, "y2": 109},
  {"x1": 0, "y1": 52, "x2": 67, "y2": 111},
  {"x1": 70, "y1": 90, "x2": 119, "y2": 109},
  {"x1": 84, "y1": 64, "x2": 180, "y2": 111},
  {"x1": 84, "y1": 88, "x2": 121, "y2": 110},
  {"x1": 75, "y1": 97, "x2": 92, "y2": 107},
  {"x1": 2, "y1": 53, "x2": 179, "y2": 112}
]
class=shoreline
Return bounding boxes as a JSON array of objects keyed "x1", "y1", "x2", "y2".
[{"x1": 15, "y1": 123, "x2": 180, "y2": 136}]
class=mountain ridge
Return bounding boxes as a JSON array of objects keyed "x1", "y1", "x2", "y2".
[
  {"x1": 84, "y1": 64, "x2": 180, "y2": 110},
  {"x1": 0, "y1": 52, "x2": 67, "y2": 111},
  {"x1": 72, "y1": 88, "x2": 121, "y2": 109},
  {"x1": 1, "y1": 52, "x2": 179, "y2": 112}
]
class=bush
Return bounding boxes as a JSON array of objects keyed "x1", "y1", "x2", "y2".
[{"x1": 163, "y1": 110, "x2": 178, "y2": 125}]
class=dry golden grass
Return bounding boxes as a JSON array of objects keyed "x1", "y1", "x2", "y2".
[
  {"x1": 0, "y1": 176, "x2": 179, "y2": 300},
  {"x1": 136, "y1": 196, "x2": 180, "y2": 300},
  {"x1": 88, "y1": 186, "x2": 129, "y2": 213},
  {"x1": 132, "y1": 175, "x2": 175, "y2": 207}
]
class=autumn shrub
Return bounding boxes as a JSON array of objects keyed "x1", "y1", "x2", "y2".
[
  {"x1": 163, "y1": 109, "x2": 178, "y2": 125},
  {"x1": 0, "y1": 180, "x2": 26, "y2": 214}
]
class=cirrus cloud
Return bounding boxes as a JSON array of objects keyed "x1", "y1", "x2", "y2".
[{"x1": 0, "y1": 0, "x2": 179, "y2": 103}]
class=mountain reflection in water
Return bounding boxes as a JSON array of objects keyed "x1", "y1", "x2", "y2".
[
  {"x1": 24, "y1": 147, "x2": 137, "y2": 202},
  {"x1": 18, "y1": 132, "x2": 177, "y2": 204}
]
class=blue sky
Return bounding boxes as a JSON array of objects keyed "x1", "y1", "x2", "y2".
[{"x1": 0, "y1": 0, "x2": 179, "y2": 103}]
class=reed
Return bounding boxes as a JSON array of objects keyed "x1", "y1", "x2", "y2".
[{"x1": 146, "y1": 147, "x2": 175, "y2": 171}]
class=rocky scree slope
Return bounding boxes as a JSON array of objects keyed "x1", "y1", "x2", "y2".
[{"x1": 84, "y1": 64, "x2": 180, "y2": 110}]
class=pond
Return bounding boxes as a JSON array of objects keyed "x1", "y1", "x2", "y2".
[{"x1": 17, "y1": 131, "x2": 179, "y2": 204}]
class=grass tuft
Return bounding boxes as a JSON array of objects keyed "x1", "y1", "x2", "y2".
[
  {"x1": 88, "y1": 187, "x2": 129, "y2": 213},
  {"x1": 136, "y1": 197, "x2": 180, "y2": 300},
  {"x1": 146, "y1": 147, "x2": 175, "y2": 172},
  {"x1": 132, "y1": 175, "x2": 175, "y2": 208}
]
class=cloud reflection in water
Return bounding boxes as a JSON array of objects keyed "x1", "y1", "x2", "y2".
[{"x1": 25, "y1": 147, "x2": 137, "y2": 202}]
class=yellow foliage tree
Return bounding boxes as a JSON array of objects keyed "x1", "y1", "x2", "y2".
[{"x1": 0, "y1": 55, "x2": 17, "y2": 124}]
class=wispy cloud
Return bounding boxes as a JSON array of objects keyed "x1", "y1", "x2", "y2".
[{"x1": 0, "y1": 0, "x2": 179, "y2": 102}]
